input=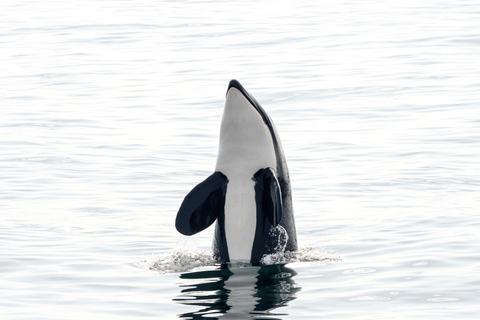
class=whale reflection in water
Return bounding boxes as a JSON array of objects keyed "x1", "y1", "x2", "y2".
[{"x1": 174, "y1": 264, "x2": 301, "y2": 319}]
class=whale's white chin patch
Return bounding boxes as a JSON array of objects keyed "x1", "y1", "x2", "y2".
[{"x1": 215, "y1": 88, "x2": 276, "y2": 176}]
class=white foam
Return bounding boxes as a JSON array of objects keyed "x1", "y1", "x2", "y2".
[
  {"x1": 137, "y1": 248, "x2": 215, "y2": 274},
  {"x1": 260, "y1": 247, "x2": 342, "y2": 265},
  {"x1": 138, "y1": 246, "x2": 341, "y2": 274}
]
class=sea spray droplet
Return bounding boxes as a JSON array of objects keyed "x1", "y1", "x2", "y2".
[{"x1": 269, "y1": 225, "x2": 288, "y2": 253}]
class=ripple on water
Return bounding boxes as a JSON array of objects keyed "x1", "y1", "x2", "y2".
[
  {"x1": 427, "y1": 297, "x2": 459, "y2": 302},
  {"x1": 349, "y1": 296, "x2": 391, "y2": 301},
  {"x1": 343, "y1": 268, "x2": 376, "y2": 275}
]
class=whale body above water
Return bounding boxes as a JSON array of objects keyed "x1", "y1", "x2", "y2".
[{"x1": 176, "y1": 80, "x2": 298, "y2": 265}]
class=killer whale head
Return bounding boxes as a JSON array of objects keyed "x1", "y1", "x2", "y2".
[{"x1": 215, "y1": 80, "x2": 277, "y2": 178}]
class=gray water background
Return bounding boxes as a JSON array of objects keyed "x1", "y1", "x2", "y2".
[{"x1": 1, "y1": 0, "x2": 479, "y2": 319}]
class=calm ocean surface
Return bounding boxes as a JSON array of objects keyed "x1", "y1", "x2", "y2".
[{"x1": 1, "y1": 0, "x2": 479, "y2": 319}]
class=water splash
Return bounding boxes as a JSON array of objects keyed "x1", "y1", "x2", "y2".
[
  {"x1": 269, "y1": 225, "x2": 288, "y2": 254},
  {"x1": 138, "y1": 246, "x2": 341, "y2": 274},
  {"x1": 260, "y1": 247, "x2": 342, "y2": 265},
  {"x1": 136, "y1": 248, "x2": 215, "y2": 273}
]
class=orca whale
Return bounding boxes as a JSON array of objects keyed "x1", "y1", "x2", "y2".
[{"x1": 176, "y1": 79, "x2": 297, "y2": 265}]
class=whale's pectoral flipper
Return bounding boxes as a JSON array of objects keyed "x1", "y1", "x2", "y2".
[
  {"x1": 253, "y1": 168, "x2": 283, "y2": 227},
  {"x1": 176, "y1": 172, "x2": 229, "y2": 236}
]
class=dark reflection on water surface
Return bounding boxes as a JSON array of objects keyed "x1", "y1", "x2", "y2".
[{"x1": 174, "y1": 264, "x2": 301, "y2": 319}]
